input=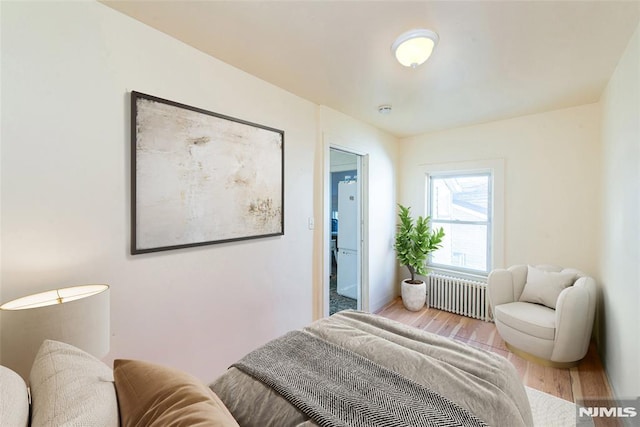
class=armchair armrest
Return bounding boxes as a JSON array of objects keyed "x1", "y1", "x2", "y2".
[
  {"x1": 487, "y1": 269, "x2": 516, "y2": 312},
  {"x1": 552, "y1": 277, "x2": 596, "y2": 362}
]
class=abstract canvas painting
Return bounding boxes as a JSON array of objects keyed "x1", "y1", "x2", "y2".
[{"x1": 131, "y1": 91, "x2": 284, "y2": 254}]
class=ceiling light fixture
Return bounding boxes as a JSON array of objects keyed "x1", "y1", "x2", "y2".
[{"x1": 392, "y1": 29, "x2": 439, "y2": 68}]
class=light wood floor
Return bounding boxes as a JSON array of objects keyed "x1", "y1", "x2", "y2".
[{"x1": 376, "y1": 297, "x2": 614, "y2": 405}]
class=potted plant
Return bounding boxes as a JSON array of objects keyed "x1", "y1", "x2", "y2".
[{"x1": 394, "y1": 204, "x2": 445, "y2": 311}]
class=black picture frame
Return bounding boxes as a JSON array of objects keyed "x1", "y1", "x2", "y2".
[{"x1": 131, "y1": 91, "x2": 284, "y2": 254}]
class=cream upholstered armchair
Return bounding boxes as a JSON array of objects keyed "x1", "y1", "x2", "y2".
[{"x1": 487, "y1": 264, "x2": 596, "y2": 367}]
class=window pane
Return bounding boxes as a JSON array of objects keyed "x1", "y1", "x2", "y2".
[
  {"x1": 431, "y1": 175, "x2": 489, "y2": 222},
  {"x1": 430, "y1": 222, "x2": 487, "y2": 272}
]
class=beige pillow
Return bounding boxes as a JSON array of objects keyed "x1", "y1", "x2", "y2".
[
  {"x1": 114, "y1": 359, "x2": 239, "y2": 427},
  {"x1": 0, "y1": 365, "x2": 30, "y2": 427},
  {"x1": 29, "y1": 339, "x2": 118, "y2": 427},
  {"x1": 519, "y1": 265, "x2": 576, "y2": 309}
]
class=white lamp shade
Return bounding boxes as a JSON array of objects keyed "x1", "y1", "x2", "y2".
[
  {"x1": 0, "y1": 284, "x2": 110, "y2": 381},
  {"x1": 392, "y1": 29, "x2": 439, "y2": 68}
]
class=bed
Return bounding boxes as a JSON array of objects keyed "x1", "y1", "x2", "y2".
[
  {"x1": 212, "y1": 310, "x2": 532, "y2": 426},
  {"x1": 1, "y1": 310, "x2": 533, "y2": 427}
]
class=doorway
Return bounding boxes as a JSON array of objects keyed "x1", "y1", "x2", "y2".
[{"x1": 329, "y1": 148, "x2": 362, "y2": 315}]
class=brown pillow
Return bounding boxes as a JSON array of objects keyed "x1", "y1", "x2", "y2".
[{"x1": 113, "y1": 359, "x2": 239, "y2": 427}]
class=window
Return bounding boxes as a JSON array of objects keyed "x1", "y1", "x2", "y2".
[{"x1": 428, "y1": 172, "x2": 492, "y2": 274}]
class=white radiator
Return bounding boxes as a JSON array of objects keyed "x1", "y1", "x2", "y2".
[{"x1": 428, "y1": 273, "x2": 492, "y2": 321}]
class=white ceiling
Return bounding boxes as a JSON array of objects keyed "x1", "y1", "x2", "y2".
[{"x1": 103, "y1": 1, "x2": 640, "y2": 137}]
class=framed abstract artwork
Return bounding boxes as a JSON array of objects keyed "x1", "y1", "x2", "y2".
[{"x1": 131, "y1": 91, "x2": 284, "y2": 254}]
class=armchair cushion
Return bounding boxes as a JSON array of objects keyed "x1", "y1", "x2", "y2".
[
  {"x1": 518, "y1": 266, "x2": 576, "y2": 309},
  {"x1": 494, "y1": 302, "x2": 555, "y2": 340}
]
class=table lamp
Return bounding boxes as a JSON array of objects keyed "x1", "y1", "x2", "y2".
[{"x1": 0, "y1": 284, "x2": 110, "y2": 381}]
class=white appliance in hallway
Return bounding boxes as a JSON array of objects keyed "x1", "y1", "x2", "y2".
[{"x1": 337, "y1": 180, "x2": 358, "y2": 300}]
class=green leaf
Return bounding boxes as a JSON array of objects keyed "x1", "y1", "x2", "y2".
[{"x1": 393, "y1": 204, "x2": 446, "y2": 277}]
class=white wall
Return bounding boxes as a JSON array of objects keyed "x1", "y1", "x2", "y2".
[
  {"x1": 1, "y1": 1, "x2": 318, "y2": 381},
  {"x1": 316, "y1": 107, "x2": 398, "y2": 314},
  {"x1": 5, "y1": 0, "x2": 633, "y2": 400},
  {"x1": 599, "y1": 22, "x2": 640, "y2": 400},
  {"x1": 399, "y1": 104, "x2": 602, "y2": 275}
]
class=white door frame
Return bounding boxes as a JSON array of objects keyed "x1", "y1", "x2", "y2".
[{"x1": 323, "y1": 140, "x2": 369, "y2": 317}]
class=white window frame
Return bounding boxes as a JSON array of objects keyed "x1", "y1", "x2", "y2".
[{"x1": 423, "y1": 159, "x2": 504, "y2": 279}]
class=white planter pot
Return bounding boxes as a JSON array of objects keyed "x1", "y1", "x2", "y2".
[{"x1": 401, "y1": 279, "x2": 426, "y2": 311}]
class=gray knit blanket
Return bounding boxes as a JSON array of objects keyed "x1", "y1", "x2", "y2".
[{"x1": 232, "y1": 330, "x2": 488, "y2": 427}]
